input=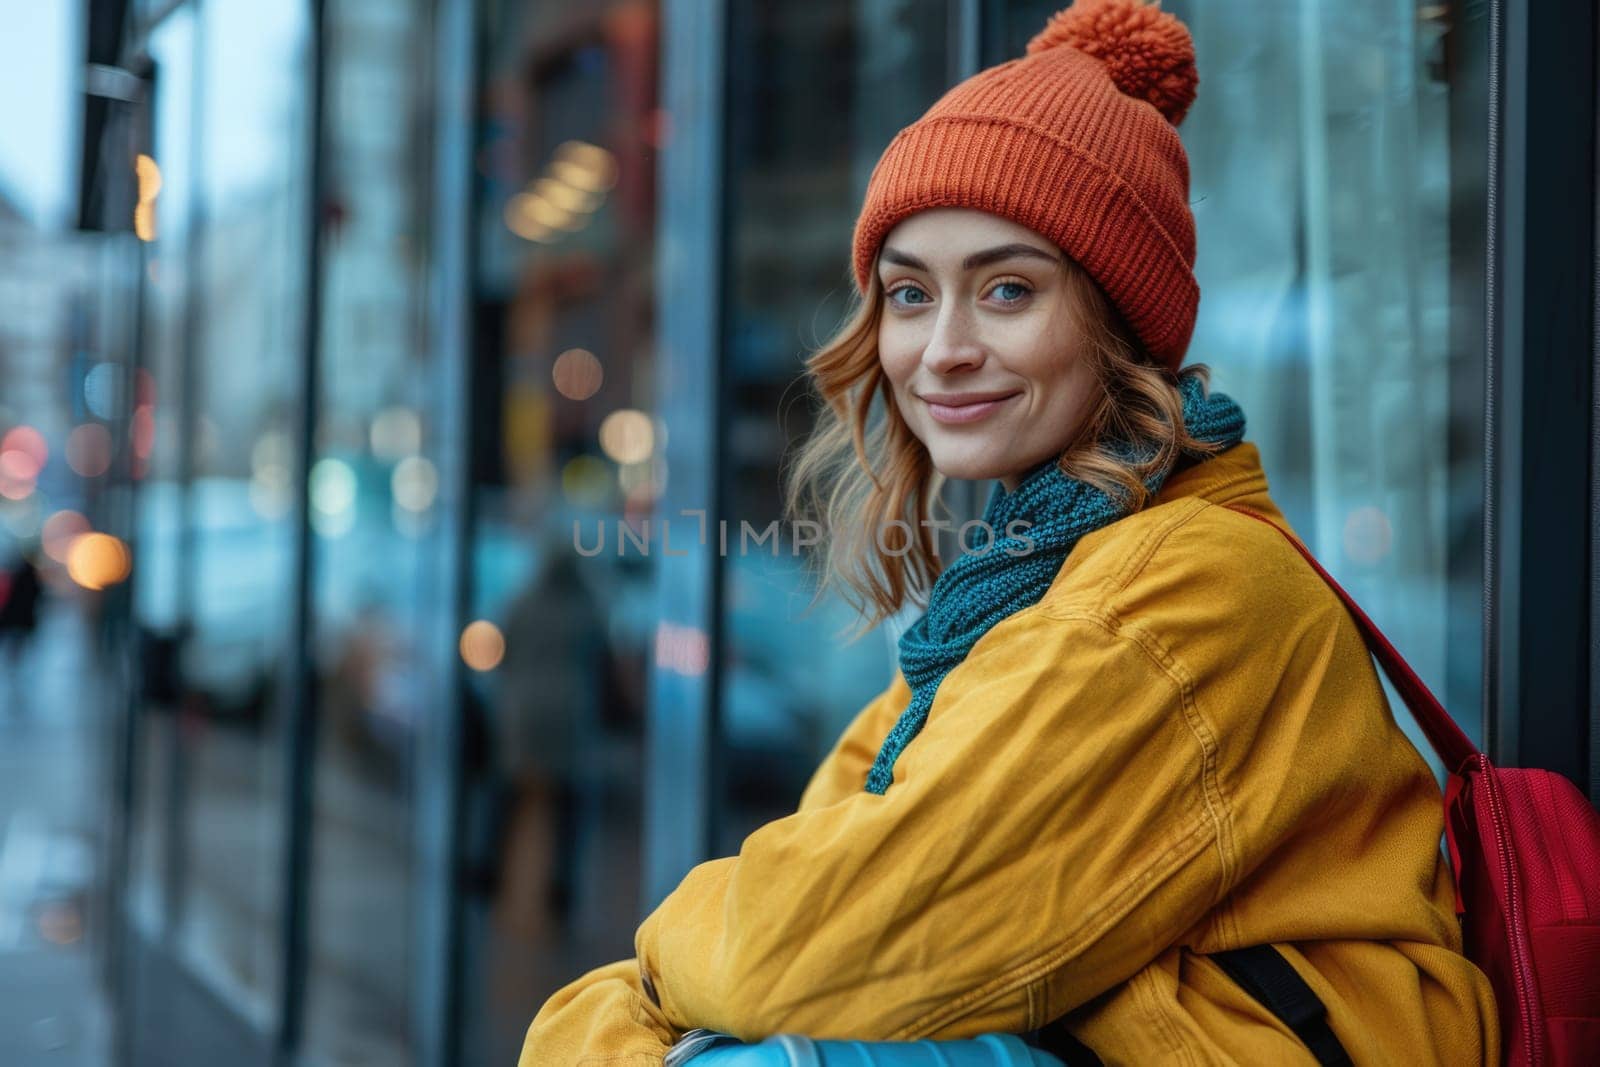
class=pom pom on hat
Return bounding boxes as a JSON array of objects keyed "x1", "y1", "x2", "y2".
[{"x1": 1026, "y1": 0, "x2": 1198, "y2": 126}]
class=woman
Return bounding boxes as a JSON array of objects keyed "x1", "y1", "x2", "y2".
[{"x1": 521, "y1": 1, "x2": 1500, "y2": 1063}]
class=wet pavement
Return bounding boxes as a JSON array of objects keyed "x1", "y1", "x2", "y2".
[{"x1": 0, "y1": 598, "x2": 111, "y2": 1067}]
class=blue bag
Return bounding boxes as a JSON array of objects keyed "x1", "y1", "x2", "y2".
[{"x1": 664, "y1": 1029, "x2": 1065, "y2": 1066}]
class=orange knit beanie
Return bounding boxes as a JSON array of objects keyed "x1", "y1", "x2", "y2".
[{"x1": 851, "y1": 0, "x2": 1201, "y2": 371}]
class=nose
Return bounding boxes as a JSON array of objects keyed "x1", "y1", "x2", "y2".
[{"x1": 921, "y1": 301, "x2": 986, "y2": 375}]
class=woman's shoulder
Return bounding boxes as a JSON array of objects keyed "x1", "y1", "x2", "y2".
[{"x1": 1031, "y1": 494, "x2": 1350, "y2": 659}]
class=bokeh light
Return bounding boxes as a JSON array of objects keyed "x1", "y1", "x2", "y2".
[
  {"x1": 391, "y1": 455, "x2": 438, "y2": 512},
  {"x1": 83, "y1": 363, "x2": 123, "y2": 419},
  {"x1": 310, "y1": 458, "x2": 357, "y2": 537},
  {"x1": 503, "y1": 196, "x2": 555, "y2": 243},
  {"x1": 654, "y1": 621, "x2": 709, "y2": 676},
  {"x1": 551, "y1": 348, "x2": 603, "y2": 401},
  {"x1": 598, "y1": 408, "x2": 654, "y2": 464},
  {"x1": 1, "y1": 426, "x2": 49, "y2": 479},
  {"x1": 532, "y1": 177, "x2": 601, "y2": 214},
  {"x1": 66, "y1": 424, "x2": 113, "y2": 477},
  {"x1": 134, "y1": 154, "x2": 161, "y2": 241},
  {"x1": 66, "y1": 532, "x2": 132, "y2": 590},
  {"x1": 552, "y1": 140, "x2": 618, "y2": 191},
  {"x1": 617, "y1": 455, "x2": 667, "y2": 500},
  {"x1": 1343, "y1": 505, "x2": 1394, "y2": 565},
  {"x1": 459, "y1": 620, "x2": 505, "y2": 672}
]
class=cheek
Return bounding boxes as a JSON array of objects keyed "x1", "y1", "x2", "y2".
[
  {"x1": 1022, "y1": 312, "x2": 1087, "y2": 395},
  {"x1": 877, "y1": 328, "x2": 917, "y2": 388}
]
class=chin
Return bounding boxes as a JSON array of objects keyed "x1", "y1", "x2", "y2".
[{"x1": 924, "y1": 446, "x2": 1007, "y2": 484}]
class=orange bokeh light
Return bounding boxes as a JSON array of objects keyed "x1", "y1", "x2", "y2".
[
  {"x1": 459, "y1": 620, "x2": 506, "y2": 672},
  {"x1": 66, "y1": 532, "x2": 132, "y2": 591}
]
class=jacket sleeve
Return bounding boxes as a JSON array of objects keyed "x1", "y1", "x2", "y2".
[
  {"x1": 634, "y1": 606, "x2": 1231, "y2": 1042},
  {"x1": 517, "y1": 673, "x2": 909, "y2": 1066},
  {"x1": 518, "y1": 957, "x2": 678, "y2": 1067},
  {"x1": 795, "y1": 670, "x2": 911, "y2": 813}
]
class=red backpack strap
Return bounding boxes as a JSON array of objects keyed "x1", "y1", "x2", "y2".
[{"x1": 1222, "y1": 504, "x2": 1481, "y2": 774}]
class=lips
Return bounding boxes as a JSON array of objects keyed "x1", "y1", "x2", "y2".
[{"x1": 920, "y1": 390, "x2": 1021, "y2": 425}]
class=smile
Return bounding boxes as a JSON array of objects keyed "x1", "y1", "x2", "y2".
[{"x1": 922, "y1": 392, "x2": 1021, "y2": 425}]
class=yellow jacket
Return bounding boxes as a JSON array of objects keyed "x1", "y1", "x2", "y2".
[{"x1": 520, "y1": 441, "x2": 1499, "y2": 1065}]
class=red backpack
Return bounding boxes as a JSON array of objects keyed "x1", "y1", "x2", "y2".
[{"x1": 1227, "y1": 505, "x2": 1600, "y2": 1064}]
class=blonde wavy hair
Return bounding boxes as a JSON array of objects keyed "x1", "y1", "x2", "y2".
[{"x1": 781, "y1": 251, "x2": 1227, "y2": 640}]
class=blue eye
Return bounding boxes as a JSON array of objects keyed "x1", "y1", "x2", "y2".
[
  {"x1": 991, "y1": 282, "x2": 1030, "y2": 303},
  {"x1": 887, "y1": 284, "x2": 930, "y2": 307}
]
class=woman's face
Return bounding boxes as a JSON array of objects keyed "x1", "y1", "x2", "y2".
[{"x1": 876, "y1": 208, "x2": 1097, "y2": 492}]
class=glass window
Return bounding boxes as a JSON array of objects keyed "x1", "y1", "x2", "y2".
[
  {"x1": 174, "y1": 0, "x2": 310, "y2": 1022},
  {"x1": 713, "y1": 0, "x2": 955, "y2": 854},
  {"x1": 992, "y1": 1, "x2": 1488, "y2": 763},
  {"x1": 128, "y1": 4, "x2": 196, "y2": 937},
  {"x1": 460, "y1": 3, "x2": 662, "y2": 1062},
  {"x1": 301, "y1": 0, "x2": 435, "y2": 1062}
]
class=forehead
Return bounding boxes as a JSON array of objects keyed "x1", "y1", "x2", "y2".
[{"x1": 882, "y1": 207, "x2": 1047, "y2": 252}]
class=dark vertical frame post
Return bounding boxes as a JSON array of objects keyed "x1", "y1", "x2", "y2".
[
  {"x1": 1591, "y1": 4, "x2": 1600, "y2": 804},
  {"x1": 418, "y1": 0, "x2": 478, "y2": 1063},
  {"x1": 1485, "y1": 0, "x2": 1596, "y2": 792},
  {"x1": 644, "y1": 0, "x2": 728, "y2": 908},
  {"x1": 107, "y1": 58, "x2": 151, "y2": 1067},
  {"x1": 276, "y1": 0, "x2": 328, "y2": 1059}
]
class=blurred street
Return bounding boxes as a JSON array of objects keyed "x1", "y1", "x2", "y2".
[{"x1": 0, "y1": 599, "x2": 109, "y2": 1067}]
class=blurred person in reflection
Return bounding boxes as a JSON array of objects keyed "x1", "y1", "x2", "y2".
[
  {"x1": 0, "y1": 541, "x2": 44, "y2": 713},
  {"x1": 492, "y1": 525, "x2": 609, "y2": 944},
  {"x1": 521, "y1": 2, "x2": 1499, "y2": 1064}
]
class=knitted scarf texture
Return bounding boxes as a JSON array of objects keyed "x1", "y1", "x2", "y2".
[{"x1": 864, "y1": 372, "x2": 1247, "y2": 794}]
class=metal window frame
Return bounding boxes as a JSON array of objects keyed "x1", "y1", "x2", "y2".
[
  {"x1": 644, "y1": 0, "x2": 730, "y2": 908},
  {"x1": 417, "y1": 0, "x2": 478, "y2": 1063},
  {"x1": 1484, "y1": 0, "x2": 1597, "y2": 796}
]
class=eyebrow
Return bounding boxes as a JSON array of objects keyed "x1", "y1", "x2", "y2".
[{"x1": 879, "y1": 242, "x2": 1063, "y2": 274}]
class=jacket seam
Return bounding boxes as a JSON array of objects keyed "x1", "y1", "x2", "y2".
[
  {"x1": 1132, "y1": 964, "x2": 1199, "y2": 1067},
  {"x1": 1050, "y1": 497, "x2": 1209, "y2": 610},
  {"x1": 1043, "y1": 497, "x2": 1260, "y2": 944},
  {"x1": 1043, "y1": 497, "x2": 1210, "y2": 615},
  {"x1": 1050, "y1": 608, "x2": 1238, "y2": 920},
  {"x1": 1042, "y1": 500, "x2": 1240, "y2": 902},
  {"x1": 1181, "y1": 468, "x2": 1269, "y2": 507}
]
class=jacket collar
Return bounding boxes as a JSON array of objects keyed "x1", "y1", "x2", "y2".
[{"x1": 1153, "y1": 440, "x2": 1281, "y2": 515}]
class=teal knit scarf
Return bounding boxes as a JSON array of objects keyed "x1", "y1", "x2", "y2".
[{"x1": 864, "y1": 372, "x2": 1247, "y2": 794}]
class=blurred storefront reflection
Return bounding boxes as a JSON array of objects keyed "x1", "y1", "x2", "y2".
[
  {"x1": 173, "y1": 0, "x2": 309, "y2": 1022},
  {"x1": 303, "y1": 0, "x2": 435, "y2": 1060},
  {"x1": 458, "y1": 3, "x2": 661, "y2": 1062}
]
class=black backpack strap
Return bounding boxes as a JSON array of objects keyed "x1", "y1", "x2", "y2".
[
  {"x1": 1022, "y1": 1020, "x2": 1104, "y2": 1066},
  {"x1": 1208, "y1": 945, "x2": 1353, "y2": 1066}
]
